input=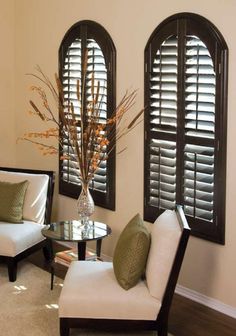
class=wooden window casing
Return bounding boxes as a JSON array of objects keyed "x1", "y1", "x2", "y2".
[
  {"x1": 59, "y1": 20, "x2": 116, "y2": 210},
  {"x1": 144, "y1": 13, "x2": 228, "y2": 244}
]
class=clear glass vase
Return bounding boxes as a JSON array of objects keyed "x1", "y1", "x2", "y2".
[{"x1": 77, "y1": 182, "x2": 94, "y2": 228}]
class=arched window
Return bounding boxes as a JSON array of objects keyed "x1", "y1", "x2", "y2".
[
  {"x1": 144, "y1": 13, "x2": 228, "y2": 244},
  {"x1": 59, "y1": 20, "x2": 116, "y2": 210}
]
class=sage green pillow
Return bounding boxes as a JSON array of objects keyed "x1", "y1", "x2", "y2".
[
  {"x1": 0, "y1": 180, "x2": 29, "y2": 223},
  {"x1": 113, "y1": 213, "x2": 150, "y2": 290}
]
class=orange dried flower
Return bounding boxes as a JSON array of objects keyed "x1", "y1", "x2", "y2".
[{"x1": 19, "y1": 59, "x2": 144, "y2": 184}]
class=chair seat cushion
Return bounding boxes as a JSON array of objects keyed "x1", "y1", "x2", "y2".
[
  {"x1": 59, "y1": 261, "x2": 161, "y2": 320},
  {"x1": 0, "y1": 221, "x2": 45, "y2": 257}
]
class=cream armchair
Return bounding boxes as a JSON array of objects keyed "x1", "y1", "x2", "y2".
[
  {"x1": 59, "y1": 205, "x2": 190, "y2": 336},
  {"x1": 0, "y1": 167, "x2": 55, "y2": 281}
]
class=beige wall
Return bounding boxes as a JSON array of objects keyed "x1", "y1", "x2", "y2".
[
  {"x1": 13, "y1": 0, "x2": 236, "y2": 308},
  {"x1": 0, "y1": 0, "x2": 16, "y2": 166}
]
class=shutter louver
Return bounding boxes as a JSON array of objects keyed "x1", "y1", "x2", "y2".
[
  {"x1": 147, "y1": 35, "x2": 177, "y2": 211},
  {"x1": 149, "y1": 139, "x2": 176, "y2": 210},
  {"x1": 150, "y1": 35, "x2": 178, "y2": 133},
  {"x1": 61, "y1": 38, "x2": 108, "y2": 193},
  {"x1": 63, "y1": 39, "x2": 82, "y2": 117},
  {"x1": 183, "y1": 36, "x2": 216, "y2": 222},
  {"x1": 185, "y1": 36, "x2": 216, "y2": 139},
  {"x1": 183, "y1": 144, "x2": 214, "y2": 221},
  {"x1": 87, "y1": 39, "x2": 107, "y2": 123}
]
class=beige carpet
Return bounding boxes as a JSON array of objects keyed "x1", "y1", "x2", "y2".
[
  {"x1": 0, "y1": 261, "x2": 62, "y2": 336},
  {"x1": 0, "y1": 261, "x2": 173, "y2": 336}
]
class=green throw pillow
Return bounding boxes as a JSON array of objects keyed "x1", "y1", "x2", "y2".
[
  {"x1": 0, "y1": 180, "x2": 29, "y2": 223},
  {"x1": 113, "y1": 213, "x2": 150, "y2": 290}
]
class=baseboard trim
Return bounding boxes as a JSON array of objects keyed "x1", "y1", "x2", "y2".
[
  {"x1": 175, "y1": 284, "x2": 236, "y2": 319},
  {"x1": 99, "y1": 251, "x2": 112, "y2": 262}
]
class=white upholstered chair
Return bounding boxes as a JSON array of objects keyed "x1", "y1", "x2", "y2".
[
  {"x1": 59, "y1": 205, "x2": 190, "y2": 336},
  {"x1": 0, "y1": 167, "x2": 55, "y2": 281}
]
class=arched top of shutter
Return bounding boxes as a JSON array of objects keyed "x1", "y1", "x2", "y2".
[
  {"x1": 59, "y1": 20, "x2": 116, "y2": 69},
  {"x1": 145, "y1": 12, "x2": 228, "y2": 55}
]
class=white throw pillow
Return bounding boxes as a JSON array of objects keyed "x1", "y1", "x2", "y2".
[
  {"x1": 145, "y1": 210, "x2": 181, "y2": 301},
  {"x1": 0, "y1": 170, "x2": 49, "y2": 224}
]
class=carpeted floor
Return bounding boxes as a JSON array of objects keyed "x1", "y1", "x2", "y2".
[
  {"x1": 0, "y1": 261, "x2": 173, "y2": 336},
  {"x1": 0, "y1": 261, "x2": 62, "y2": 336}
]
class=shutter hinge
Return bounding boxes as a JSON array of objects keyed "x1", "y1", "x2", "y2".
[
  {"x1": 217, "y1": 140, "x2": 220, "y2": 151},
  {"x1": 218, "y1": 63, "x2": 221, "y2": 75},
  {"x1": 144, "y1": 197, "x2": 147, "y2": 206},
  {"x1": 145, "y1": 62, "x2": 148, "y2": 73},
  {"x1": 144, "y1": 130, "x2": 147, "y2": 140},
  {"x1": 215, "y1": 215, "x2": 218, "y2": 227}
]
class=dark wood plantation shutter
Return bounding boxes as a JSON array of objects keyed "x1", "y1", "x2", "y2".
[
  {"x1": 148, "y1": 34, "x2": 178, "y2": 213},
  {"x1": 87, "y1": 39, "x2": 110, "y2": 193},
  {"x1": 183, "y1": 36, "x2": 216, "y2": 224},
  {"x1": 59, "y1": 21, "x2": 116, "y2": 210},
  {"x1": 61, "y1": 37, "x2": 82, "y2": 188},
  {"x1": 144, "y1": 13, "x2": 228, "y2": 244}
]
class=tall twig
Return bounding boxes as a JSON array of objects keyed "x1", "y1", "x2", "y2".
[{"x1": 19, "y1": 50, "x2": 144, "y2": 184}]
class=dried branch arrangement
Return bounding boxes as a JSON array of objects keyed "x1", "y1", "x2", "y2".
[{"x1": 19, "y1": 51, "x2": 143, "y2": 185}]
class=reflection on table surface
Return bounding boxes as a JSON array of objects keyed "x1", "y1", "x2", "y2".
[{"x1": 42, "y1": 220, "x2": 111, "y2": 242}]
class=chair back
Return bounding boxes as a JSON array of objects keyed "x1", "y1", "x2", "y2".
[
  {"x1": 0, "y1": 167, "x2": 55, "y2": 224},
  {"x1": 158, "y1": 206, "x2": 190, "y2": 319},
  {"x1": 145, "y1": 205, "x2": 190, "y2": 320}
]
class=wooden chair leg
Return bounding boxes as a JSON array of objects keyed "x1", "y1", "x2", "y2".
[
  {"x1": 7, "y1": 258, "x2": 17, "y2": 282},
  {"x1": 157, "y1": 321, "x2": 168, "y2": 336},
  {"x1": 60, "y1": 318, "x2": 70, "y2": 336}
]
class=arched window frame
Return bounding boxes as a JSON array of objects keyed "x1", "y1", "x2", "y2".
[
  {"x1": 59, "y1": 20, "x2": 116, "y2": 210},
  {"x1": 144, "y1": 13, "x2": 228, "y2": 244}
]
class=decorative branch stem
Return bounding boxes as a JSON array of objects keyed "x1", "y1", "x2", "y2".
[{"x1": 19, "y1": 50, "x2": 144, "y2": 185}]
